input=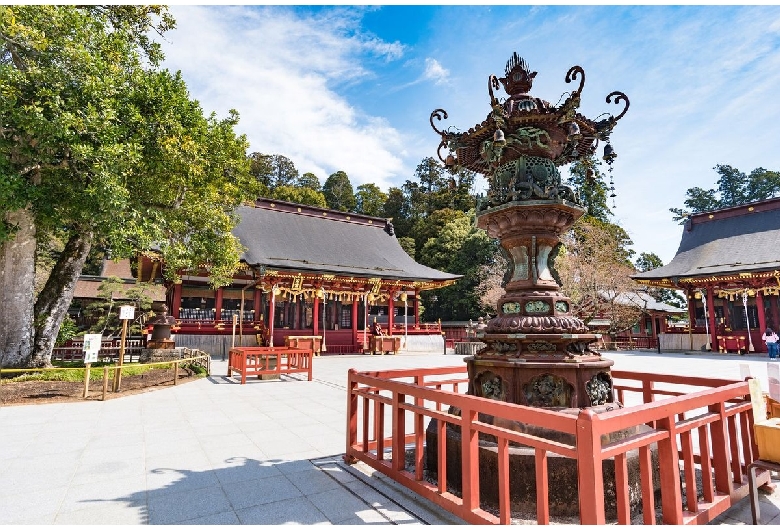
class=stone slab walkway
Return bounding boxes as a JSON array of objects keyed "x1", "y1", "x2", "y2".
[{"x1": 0, "y1": 349, "x2": 777, "y2": 525}]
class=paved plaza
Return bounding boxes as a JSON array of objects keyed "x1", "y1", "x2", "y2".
[{"x1": 1, "y1": 349, "x2": 779, "y2": 525}]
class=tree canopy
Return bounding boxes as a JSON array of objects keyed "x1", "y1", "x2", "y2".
[
  {"x1": 354, "y1": 183, "x2": 387, "y2": 217},
  {"x1": 297, "y1": 172, "x2": 322, "y2": 191},
  {"x1": 565, "y1": 157, "x2": 613, "y2": 223},
  {"x1": 635, "y1": 252, "x2": 686, "y2": 309},
  {"x1": 322, "y1": 170, "x2": 356, "y2": 212},
  {"x1": 670, "y1": 165, "x2": 780, "y2": 223},
  {"x1": 417, "y1": 212, "x2": 498, "y2": 321},
  {"x1": 0, "y1": 5, "x2": 255, "y2": 366},
  {"x1": 555, "y1": 217, "x2": 643, "y2": 335},
  {"x1": 270, "y1": 185, "x2": 327, "y2": 208}
]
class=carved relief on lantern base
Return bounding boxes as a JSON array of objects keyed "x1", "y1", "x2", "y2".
[
  {"x1": 467, "y1": 356, "x2": 614, "y2": 409},
  {"x1": 475, "y1": 332, "x2": 602, "y2": 362},
  {"x1": 490, "y1": 290, "x2": 587, "y2": 334}
]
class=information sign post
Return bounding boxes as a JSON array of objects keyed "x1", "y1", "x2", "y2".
[
  {"x1": 113, "y1": 305, "x2": 135, "y2": 392},
  {"x1": 82, "y1": 333, "x2": 101, "y2": 398}
]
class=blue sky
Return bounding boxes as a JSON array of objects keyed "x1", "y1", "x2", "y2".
[{"x1": 160, "y1": 4, "x2": 780, "y2": 264}]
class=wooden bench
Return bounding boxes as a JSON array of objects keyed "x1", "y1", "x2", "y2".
[{"x1": 227, "y1": 346, "x2": 312, "y2": 384}]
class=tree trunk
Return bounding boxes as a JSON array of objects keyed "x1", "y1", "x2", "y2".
[
  {"x1": 0, "y1": 209, "x2": 36, "y2": 367},
  {"x1": 31, "y1": 231, "x2": 93, "y2": 367}
]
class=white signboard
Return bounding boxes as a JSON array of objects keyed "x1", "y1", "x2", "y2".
[
  {"x1": 119, "y1": 305, "x2": 135, "y2": 320},
  {"x1": 82, "y1": 333, "x2": 102, "y2": 363}
]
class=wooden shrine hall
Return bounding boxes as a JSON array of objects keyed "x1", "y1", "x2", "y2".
[
  {"x1": 634, "y1": 197, "x2": 780, "y2": 354},
  {"x1": 137, "y1": 199, "x2": 460, "y2": 355}
]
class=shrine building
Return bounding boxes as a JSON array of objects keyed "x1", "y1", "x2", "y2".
[
  {"x1": 633, "y1": 197, "x2": 780, "y2": 354},
  {"x1": 136, "y1": 199, "x2": 460, "y2": 355}
]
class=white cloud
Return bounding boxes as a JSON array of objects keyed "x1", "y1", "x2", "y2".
[
  {"x1": 157, "y1": 5, "x2": 780, "y2": 264},
  {"x1": 161, "y1": 5, "x2": 406, "y2": 188},
  {"x1": 423, "y1": 58, "x2": 449, "y2": 85}
]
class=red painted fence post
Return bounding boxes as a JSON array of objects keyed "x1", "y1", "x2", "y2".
[
  {"x1": 344, "y1": 369, "x2": 358, "y2": 464},
  {"x1": 656, "y1": 414, "x2": 683, "y2": 524},
  {"x1": 460, "y1": 406, "x2": 479, "y2": 512},
  {"x1": 392, "y1": 390, "x2": 406, "y2": 472},
  {"x1": 576, "y1": 408, "x2": 605, "y2": 525}
]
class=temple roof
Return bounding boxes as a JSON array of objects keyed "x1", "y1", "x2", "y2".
[
  {"x1": 73, "y1": 259, "x2": 166, "y2": 301},
  {"x1": 603, "y1": 291, "x2": 686, "y2": 313},
  {"x1": 633, "y1": 197, "x2": 780, "y2": 284},
  {"x1": 233, "y1": 199, "x2": 460, "y2": 283}
]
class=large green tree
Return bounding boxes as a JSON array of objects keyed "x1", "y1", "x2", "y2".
[
  {"x1": 270, "y1": 185, "x2": 327, "y2": 208},
  {"x1": 418, "y1": 212, "x2": 498, "y2": 321},
  {"x1": 246, "y1": 152, "x2": 298, "y2": 191},
  {"x1": 269, "y1": 154, "x2": 299, "y2": 189},
  {"x1": 670, "y1": 165, "x2": 780, "y2": 222},
  {"x1": 296, "y1": 171, "x2": 321, "y2": 192},
  {"x1": 555, "y1": 217, "x2": 643, "y2": 335},
  {"x1": 382, "y1": 186, "x2": 412, "y2": 238},
  {"x1": 322, "y1": 170, "x2": 356, "y2": 212},
  {"x1": 410, "y1": 208, "x2": 466, "y2": 257},
  {"x1": 247, "y1": 151, "x2": 273, "y2": 190},
  {"x1": 354, "y1": 183, "x2": 387, "y2": 217},
  {"x1": 635, "y1": 252, "x2": 686, "y2": 309},
  {"x1": 565, "y1": 157, "x2": 612, "y2": 222},
  {"x1": 0, "y1": 6, "x2": 255, "y2": 367}
]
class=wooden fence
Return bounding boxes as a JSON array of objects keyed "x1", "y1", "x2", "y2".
[
  {"x1": 1, "y1": 351, "x2": 210, "y2": 401},
  {"x1": 345, "y1": 366, "x2": 768, "y2": 525},
  {"x1": 52, "y1": 339, "x2": 144, "y2": 362}
]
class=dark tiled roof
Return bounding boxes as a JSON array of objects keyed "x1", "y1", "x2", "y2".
[
  {"x1": 100, "y1": 258, "x2": 134, "y2": 279},
  {"x1": 233, "y1": 201, "x2": 460, "y2": 282},
  {"x1": 634, "y1": 198, "x2": 780, "y2": 282},
  {"x1": 604, "y1": 291, "x2": 686, "y2": 313},
  {"x1": 73, "y1": 277, "x2": 166, "y2": 301}
]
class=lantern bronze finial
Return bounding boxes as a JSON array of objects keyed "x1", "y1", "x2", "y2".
[{"x1": 499, "y1": 52, "x2": 537, "y2": 96}]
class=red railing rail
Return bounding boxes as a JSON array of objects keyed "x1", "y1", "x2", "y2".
[{"x1": 345, "y1": 366, "x2": 768, "y2": 525}]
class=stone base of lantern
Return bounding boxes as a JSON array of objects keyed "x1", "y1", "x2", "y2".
[
  {"x1": 147, "y1": 338, "x2": 175, "y2": 350},
  {"x1": 140, "y1": 348, "x2": 183, "y2": 363},
  {"x1": 424, "y1": 408, "x2": 661, "y2": 519}
]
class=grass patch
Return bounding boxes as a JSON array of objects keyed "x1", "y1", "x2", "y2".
[
  {"x1": 2, "y1": 362, "x2": 175, "y2": 383},
  {"x1": 187, "y1": 363, "x2": 209, "y2": 377}
]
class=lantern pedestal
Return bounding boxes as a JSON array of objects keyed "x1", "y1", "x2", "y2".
[{"x1": 424, "y1": 52, "x2": 639, "y2": 518}]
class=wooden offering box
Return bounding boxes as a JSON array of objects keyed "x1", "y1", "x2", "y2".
[{"x1": 755, "y1": 418, "x2": 780, "y2": 464}]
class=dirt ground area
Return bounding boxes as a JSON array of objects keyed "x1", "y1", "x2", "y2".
[{"x1": 0, "y1": 367, "x2": 201, "y2": 407}]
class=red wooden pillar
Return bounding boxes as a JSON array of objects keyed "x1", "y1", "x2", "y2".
[
  {"x1": 351, "y1": 296, "x2": 359, "y2": 351},
  {"x1": 706, "y1": 286, "x2": 717, "y2": 351},
  {"x1": 771, "y1": 292, "x2": 780, "y2": 330},
  {"x1": 313, "y1": 296, "x2": 320, "y2": 337},
  {"x1": 388, "y1": 292, "x2": 395, "y2": 335},
  {"x1": 686, "y1": 289, "x2": 696, "y2": 331},
  {"x1": 171, "y1": 283, "x2": 183, "y2": 319},
  {"x1": 215, "y1": 287, "x2": 224, "y2": 321},
  {"x1": 253, "y1": 288, "x2": 261, "y2": 320},
  {"x1": 756, "y1": 289, "x2": 767, "y2": 330},
  {"x1": 413, "y1": 290, "x2": 420, "y2": 328},
  {"x1": 268, "y1": 291, "x2": 276, "y2": 347},
  {"x1": 757, "y1": 289, "x2": 767, "y2": 352}
]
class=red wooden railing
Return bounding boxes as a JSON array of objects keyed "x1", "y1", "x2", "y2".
[
  {"x1": 345, "y1": 366, "x2": 769, "y2": 525},
  {"x1": 228, "y1": 346, "x2": 312, "y2": 383},
  {"x1": 610, "y1": 335, "x2": 659, "y2": 350}
]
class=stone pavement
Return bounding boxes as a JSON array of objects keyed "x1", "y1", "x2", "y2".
[{"x1": 0, "y1": 349, "x2": 778, "y2": 525}]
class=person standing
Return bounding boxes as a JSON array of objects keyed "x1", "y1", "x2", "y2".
[
  {"x1": 763, "y1": 328, "x2": 779, "y2": 360},
  {"x1": 371, "y1": 318, "x2": 389, "y2": 354}
]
